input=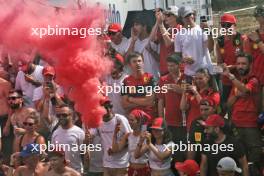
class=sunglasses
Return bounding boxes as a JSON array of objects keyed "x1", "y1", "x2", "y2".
[
  {"x1": 56, "y1": 113, "x2": 70, "y2": 118},
  {"x1": 200, "y1": 108, "x2": 210, "y2": 112},
  {"x1": 103, "y1": 103, "x2": 113, "y2": 109},
  {"x1": 221, "y1": 22, "x2": 233, "y2": 28},
  {"x1": 8, "y1": 97, "x2": 20, "y2": 100},
  {"x1": 23, "y1": 122, "x2": 34, "y2": 126},
  {"x1": 165, "y1": 13, "x2": 173, "y2": 17},
  {"x1": 108, "y1": 31, "x2": 117, "y2": 36},
  {"x1": 184, "y1": 13, "x2": 193, "y2": 18}
]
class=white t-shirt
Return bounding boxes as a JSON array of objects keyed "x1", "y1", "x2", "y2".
[
  {"x1": 98, "y1": 114, "x2": 132, "y2": 168},
  {"x1": 148, "y1": 141, "x2": 174, "y2": 170},
  {"x1": 105, "y1": 73, "x2": 127, "y2": 116},
  {"x1": 128, "y1": 133, "x2": 148, "y2": 164},
  {"x1": 32, "y1": 85, "x2": 64, "y2": 131},
  {"x1": 15, "y1": 65, "x2": 44, "y2": 107},
  {"x1": 127, "y1": 37, "x2": 160, "y2": 78},
  {"x1": 111, "y1": 37, "x2": 129, "y2": 56},
  {"x1": 51, "y1": 125, "x2": 85, "y2": 173},
  {"x1": 174, "y1": 25, "x2": 213, "y2": 76},
  {"x1": 88, "y1": 128, "x2": 103, "y2": 173}
]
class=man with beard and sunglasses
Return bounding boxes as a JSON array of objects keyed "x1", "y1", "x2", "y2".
[
  {"x1": 51, "y1": 104, "x2": 85, "y2": 174},
  {"x1": 97, "y1": 97, "x2": 132, "y2": 176},
  {"x1": 215, "y1": 14, "x2": 249, "y2": 114},
  {"x1": 200, "y1": 114, "x2": 249, "y2": 176},
  {"x1": 223, "y1": 52, "x2": 263, "y2": 175},
  {"x1": 108, "y1": 23, "x2": 129, "y2": 57}
]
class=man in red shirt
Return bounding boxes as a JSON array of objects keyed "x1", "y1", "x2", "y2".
[
  {"x1": 224, "y1": 52, "x2": 263, "y2": 174},
  {"x1": 215, "y1": 14, "x2": 248, "y2": 112},
  {"x1": 157, "y1": 53, "x2": 186, "y2": 167},
  {"x1": 245, "y1": 5, "x2": 264, "y2": 112},
  {"x1": 149, "y1": 6, "x2": 181, "y2": 75},
  {"x1": 121, "y1": 52, "x2": 156, "y2": 121}
]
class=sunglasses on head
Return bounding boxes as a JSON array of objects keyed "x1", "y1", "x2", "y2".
[
  {"x1": 56, "y1": 113, "x2": 70, "y2": 118},
  {"x1": 23, "y1": 122, "x2": 34, "y2": 126},
  {"x1": 221, "y1": 22, "x2": 233, "y2": 28},
  {"x1": 108, "y1": 31, "x2": 117, "y2": 36}
]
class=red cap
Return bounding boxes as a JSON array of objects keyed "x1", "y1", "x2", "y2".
[
  {"x1": 150, "y1": 117, "x2": 165, "y2": 130},
  {"x1": 100, "y1": 96, "x2": 111, "y2": 106},
  {"x1": 221, "y1": 13, "x2": 237, "y2": 24},
  {"x1": 108, "y1": 23, "x2": 122, "y2": 33},
  {"x1": 43, "y1": 66, "x2": 55, "y2": 76},
  {"x1": 204, "y1": 114, "x2": 225, "y2": 127},
  {"x1": 114, "y1": 53, "x2": 124, "y2": 64},
  {"x1": 130, "y1": 109, "x2": 151, "y2": 125},
  {"x1": 200, "y1": 97, "x2": 216, "y2": 107},
  {"x1": 175, "y1": 160, "x2": 200, "y2": 176}
]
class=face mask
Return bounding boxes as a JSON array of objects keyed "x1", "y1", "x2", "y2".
[{"x1": 10, "y1": 103, "x2": 20, "y2": 109}]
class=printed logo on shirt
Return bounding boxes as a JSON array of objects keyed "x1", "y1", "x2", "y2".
[{"x1": 194, "y1": 132, "x2": 202, "y2": 142}]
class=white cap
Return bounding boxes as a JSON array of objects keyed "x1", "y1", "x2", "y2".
[
  {"x1": 165, "y1": 6, "x2": 179, "y2": 16},
  {"x1": 217, "y1": 157, "x2": 242, "y2": 173}
]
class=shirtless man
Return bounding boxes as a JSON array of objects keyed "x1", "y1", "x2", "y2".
[
  {"x1": 0, "y1": 70, "x2": 12, "y2": 155},
  {"x1": 45, "y1": 150, "x2": 80, "y2": 176},
  {"x1": 14, "y1": 143, "x2": 43, "y2": 176}
]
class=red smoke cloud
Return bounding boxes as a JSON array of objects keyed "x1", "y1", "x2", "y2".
[{"x1": 0, "y1": 0, "x2": 112, "y2": 127}]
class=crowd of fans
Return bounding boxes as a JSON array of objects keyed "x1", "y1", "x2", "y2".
[{"x1": 0, "y1": 3, "x2": 264, "y2": 176}]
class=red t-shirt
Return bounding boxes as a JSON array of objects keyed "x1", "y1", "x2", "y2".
[
  {"x1": 247, "y1": 33, "x2": 264, "y2": 85},
  {"x1": 121, "y1": 73, "x2": 157, "y2": 121},
  {"x1": 220, "y1": 35, "x2": 247, "y2": 85},
  {"x1": 157, "y1": 24, "x2": 181, "y2": 75},
  {"x1": 230, "y1": 76, "x2": 260, "y2": 127},
  {"x1": 186, "y1": 88, "x2": 220, "y2": 131},
  {"x1": 157, "y1": 74, "x2": 184, "y2": 127}
]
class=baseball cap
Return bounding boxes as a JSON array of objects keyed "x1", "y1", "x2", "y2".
[
  {"x1": 167, "y1": 53, "x2": 181, "y2": 64},
  {"x1": 165, "y1": 5, "x2": 179, "y2": 16},
  {"x1": 178, "y1": 6, "x2": 194, "y2": 18},
  {"x1": 20, "y1": 143, "x2": 41, "y2": 157},
  {"x1": 257, "y1": 112, "x2": 264, "y2": 126},
  {"x1": 108, "y1": 23, "x2": 122, "y2": 33},
  {"x1": 254, "y1": 5, "x2": 264, "y2": 17},
  {"x1": 130, "y1": 109, "x2": 151, "y2": 125},
  {"x1": 220, "y1": 14, "x2": 237, "y2": 24},
  {"x1": 217, "y1": 157, "x2": 242, "y2": 173},
  {"x1": 204, "y1": 114, "x2": 225, "y2": 127},
  {"x1": 175, "y1": 159, "x2": 200, "y2": 176},
  {"x1": 150, "y1": 117, "x2": 166, "y2": 130},
  {"x1": 43, "y1": 66, "x2": 55, "y2": 76}
]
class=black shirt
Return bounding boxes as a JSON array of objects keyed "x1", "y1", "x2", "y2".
[{"x1": 202, "y1": 135, "x2": 245, "y2": 176}]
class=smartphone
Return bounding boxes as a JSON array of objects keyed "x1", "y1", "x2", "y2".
[
  {"x1": 212, "y1": 65, "x2": 224, "y2": 74},
  {"x1": 46, "y1": 82, "x2": 54, "y2": 89}
]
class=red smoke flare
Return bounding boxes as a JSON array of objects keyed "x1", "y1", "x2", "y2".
[{"x1": 0, "y1": 0, "x2": 112, "y2": 127}]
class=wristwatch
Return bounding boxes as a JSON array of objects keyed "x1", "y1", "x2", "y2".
[{"x1": 255, "y1": 38, "x2": 262, "y2": 44}]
